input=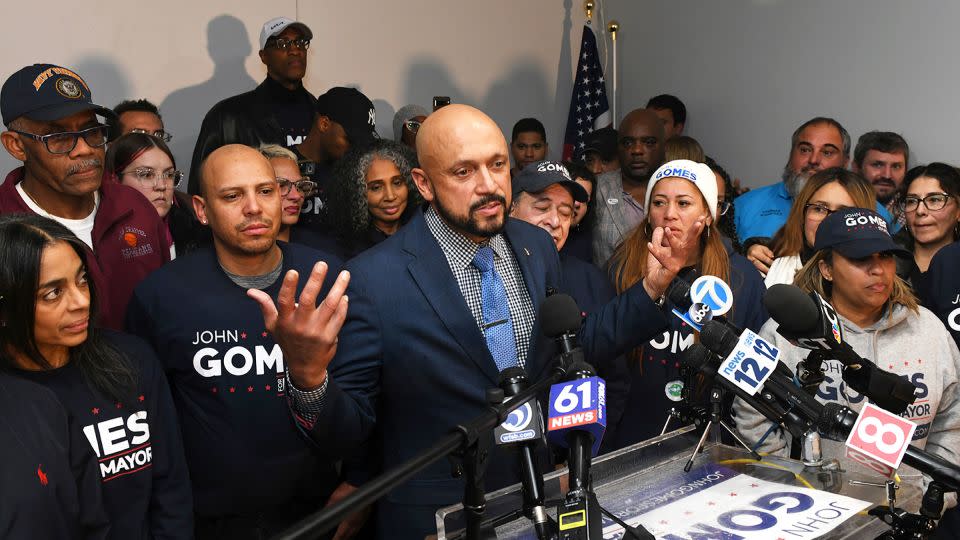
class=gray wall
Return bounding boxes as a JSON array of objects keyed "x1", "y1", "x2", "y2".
[{"x1": 605, "y1": 0, "x2": 960, "y2": 187}]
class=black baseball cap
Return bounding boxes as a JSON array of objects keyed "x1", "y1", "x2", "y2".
[
  {"x1": 1, "y1": 63, "x2": 114, "y2": 126},
  {"x1": 578, "y1": 126, "x2": 617, "y2": 161},
  {"x1": 513, "y1": 160, "x2": 588, "y2": 202},
  {"x1": 813, "y1": 207, "x2": 911, "y2": 259},
  {"x1": 315, "y1": 87, "x2": 378, "y2": 150}
]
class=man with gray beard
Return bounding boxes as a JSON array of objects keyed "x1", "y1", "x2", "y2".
[
  {"x1": 0, "y1": 63, "x2": 170, "y2": 329},
  {"x1": 734, "y1": 117, "x2": 850, "y2": 274}
]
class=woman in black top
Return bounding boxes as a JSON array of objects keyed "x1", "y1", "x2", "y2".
[
  {"x1": 0, "y1": 215, "x2": 192, "y2": 539},
  {"x1": 321, "y1": 139, "x2": 421, "y2": 259}
]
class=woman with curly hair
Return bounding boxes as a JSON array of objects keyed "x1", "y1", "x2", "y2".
[{"x1": 323, "y1": 139, "x2": 421, "y2": 258}]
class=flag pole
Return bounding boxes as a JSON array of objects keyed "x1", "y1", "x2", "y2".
[{"x1": 607, "y1": 19, "x2": 620, "y2": 128}]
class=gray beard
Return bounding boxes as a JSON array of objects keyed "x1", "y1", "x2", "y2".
[{"x1": 782, "y1": 166, "x2": 813, "y2": 199}]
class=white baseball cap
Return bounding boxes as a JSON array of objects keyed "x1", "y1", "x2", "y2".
[
  {"x1": 259, "y1": 17, "x2": 313, "y2": 50},
  {"x1": 644, "y1": 160, "x2": 719, "y2": 220}
]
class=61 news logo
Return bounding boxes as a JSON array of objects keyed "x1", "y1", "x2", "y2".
[
  {"x1": 845, "y1": 403, "x2": 917, "y2": 476},
  {"x1": 547, "y1": 377, "x2": 606, "y2": 456}
]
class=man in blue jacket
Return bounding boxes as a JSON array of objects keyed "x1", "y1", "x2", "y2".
[{"x1": 255, "y1": 105, "x2": 699, "y2": 538}]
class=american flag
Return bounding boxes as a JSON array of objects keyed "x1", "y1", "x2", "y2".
[{"x1": 562, "y1": 23, "x2": 612, "y2": 160}]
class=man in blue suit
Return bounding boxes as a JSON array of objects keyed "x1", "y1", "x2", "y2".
[{"x1": 251, "y1": 105, "x2": 702, "y2": 538}]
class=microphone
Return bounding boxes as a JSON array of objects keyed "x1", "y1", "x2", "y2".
[
  {"x1": 763, "y1": 284, "x2": 917, "y2": 414},
  {"x1": 495, "y1": 367, "x2": 553, "y2": 540},
  {"x1": 542, "y1": 293, "x2": 604, "y2": 539}
]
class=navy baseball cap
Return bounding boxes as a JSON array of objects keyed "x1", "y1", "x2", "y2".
[
  {"x1": 315, "y1": 87, "x2": 378, "y2": 150},
  {"x1": 513, "y1": 160, "x2": 588, "y2": 202},
  {"x1": 813, "y1": 207, "x2": 911, "y2": 259},
  {"x1": 577, "y1": 126, "x2": 617, "y2": 161},
  {"x1": 1, "y1": 64, "x2": 114, "y2": 126}
]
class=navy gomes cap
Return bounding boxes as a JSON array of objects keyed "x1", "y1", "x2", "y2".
[
  {"x1": 513, "y1": 160, "x2": 588, "y2": 202},
  {"x1": 1, "y1": 63, "x2": 114, "y2": 126},
  {"x1": 813, "y1": 207, "x2": 911, "y2": 259}
]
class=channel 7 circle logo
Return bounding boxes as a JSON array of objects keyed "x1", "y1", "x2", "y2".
[{"x1": 690, "y1": 275, "x2": 733, "y2": 316}]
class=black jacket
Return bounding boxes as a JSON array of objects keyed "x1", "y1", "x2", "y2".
[{"x1": 187, "y1": 78, "x2": 317, "y2": 195}]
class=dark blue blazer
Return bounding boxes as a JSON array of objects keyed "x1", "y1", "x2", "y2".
[{"x1": 312, "y1": 210, "x2": 668, "y2": 537}]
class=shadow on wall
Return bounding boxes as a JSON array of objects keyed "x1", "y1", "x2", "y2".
[
  {"x1": 552, "y1": 0, "x2": 574, "y2": 156},
  {"x1": 0, "y1": 56, "x2": 133, "y2": 176},
  {"x1": 160, "y1": 14, "x2": 258, "y2": 185},
  {"x1": 482, "y1": 59, "x2": 551, "y2": 151},
  {"x1": 402, "y1": 58, "x2": 466, "y2": 112}
]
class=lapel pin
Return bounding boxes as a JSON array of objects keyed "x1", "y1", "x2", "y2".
[{"x1": 524, "y1": 248, "x2": 531, "y2": 256}]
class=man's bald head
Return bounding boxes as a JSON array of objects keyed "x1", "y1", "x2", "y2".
[
  {"x1": 617, "y1": 108, "x2": 667, "y2": 182},
  {"x1": 410, "y1": 104, "x2": 512, "y2": 243},
  {"x1": 193, "y1": 144, "x2": 281, "y2": 258}
]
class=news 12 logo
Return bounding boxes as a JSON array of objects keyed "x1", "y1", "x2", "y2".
[
  {"x1": 547, "y1": 376, "x2": 606, "y2": 456},
  {"x1": 671, "y1": 275, "x2": 733, "y2": 331}
]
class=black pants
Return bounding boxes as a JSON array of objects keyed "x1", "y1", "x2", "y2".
[{"x1": 195, "y1": 499, "x2": 332, "y2": 540}]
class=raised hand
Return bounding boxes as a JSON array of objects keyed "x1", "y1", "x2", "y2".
[
  {"x1": 643, "y1": 218, "x2": 705, "y2": 300},
  {"x1": 747, "y1": 243, "x2": 774, "y2": 276},
  {"x1": 247, "y1": 261, "x2": 350, "y2": 390}
]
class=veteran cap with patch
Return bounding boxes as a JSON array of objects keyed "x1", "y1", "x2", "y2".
[{"x1": 1, "y1": 63, "x2": 114, "y2": 126}]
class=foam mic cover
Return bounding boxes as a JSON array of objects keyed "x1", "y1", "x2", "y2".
[
  {"x1": 540, "y1": 293, "x2": 582, "y2": 338},
  {"x1": 667, "y1": 278, "x2": 693, "y2": 309},
  {"x1": 700, "y1": 320, "x2": 741, "y2": 359},
  {"x1": 763, "y1": 284, "x2": 821, "y2": 335}
]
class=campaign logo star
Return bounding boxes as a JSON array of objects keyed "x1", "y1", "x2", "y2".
[
  {"x1": 729, "y1": 492, "x2": 738, "y2": 497},
  {"x1": 750, "y1": 483, "x2": 759, "y2": 488},
  {"x1": 904, "y1": 360, "x2": 910, "y2": 366},
  {"x1": 262, "y1": 331, "x2": 268, "y2": 337},
  {"x1": 265, "y1": 384, "x2": 272, "y2": 391},
  {"x1": 115, "y1": 402, "x2": 123, "y2": 409},
  {"x1": 240, "y1": 332, "x2": 247, "y2": 339},
  {"x1": 92, "y1": 407, "x2": 100, "y2": 415},
  {"x1": 247, "y1": 386, "x2": 254, "y2": 393},
  {"x1": 229, "y1": 387, "x2": 235, "y2": 393},
  {"x1": 211, "y1": 387, "x2": 218, "y2": 393},
  {"x1": 138, "y1": 395, "x2": 145, "y2": 402}
]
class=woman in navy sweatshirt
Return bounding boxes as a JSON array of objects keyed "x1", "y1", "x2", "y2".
[{"x1": 0, "y1": 215, "x2": 192, "y2": 539}]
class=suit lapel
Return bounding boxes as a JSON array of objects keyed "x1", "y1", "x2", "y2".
[
  {"x1": 505, "y1": 220, "x2": 550, "y2": 378},
  {"x1": 403, "y1": 213, "x2": 501, "y2": 384}
]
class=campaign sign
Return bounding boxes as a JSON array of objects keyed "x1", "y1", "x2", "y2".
[
  {"x1": 690, "y1": 275, "x2": 734, "y2": 316},
  {"x1": 844, "y1": 402, "x2": 917, "y2": 470},
  {"x1": 717, "y1": 329, "x2": 780, "y2": 396},
  {"x1": 594, "y1": 465, "x2": 870, "y2": 540},
  {"x1": 494, "y1": 400, "x2": 539, "y2": 445},
  {"x1": 547, "y1": 376, "x2": 606, "y2": 456}
]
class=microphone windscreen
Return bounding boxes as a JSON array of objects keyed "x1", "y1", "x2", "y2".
[
  {"x1": 763, "y1": 284, "x2": 821, "y2": 335},
  {"x1": 700, "y1": 320, "x2": 740, "y2": 358},
  {"x1": 498, "y1": 366, "x2": 527, "y2": 385},
  {"x1": 540, "y1": 293, "x2": 582, "y2": 338},
  {"x1": 667, "y1": 278, "x2": 692, "y2": 309},
  {"x1": 679, "y1": 343, "x2": 713, "y2": 371}
]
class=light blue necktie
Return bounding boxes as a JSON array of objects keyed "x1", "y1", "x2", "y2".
[{"x1": 472, "y1": 246, "x2": 518, "y2": 371}]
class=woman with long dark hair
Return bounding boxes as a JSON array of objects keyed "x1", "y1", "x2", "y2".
[
  {"x1": 0, "y1": 214, "x2": 192, "y2": 539},
  {"x1": 105, "y1": 132, "x2": 207, "y2": 257},
  {"x1": 606, "y1": 160, "x2": 767, "y2": 448},
  {"x1": 323, "y1": 139, "x2": 420, "y2": 258}
]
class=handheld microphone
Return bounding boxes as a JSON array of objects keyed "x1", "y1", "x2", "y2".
[
  {"x1": 763, "y1": 284, "x2": 917, "y2": 414},
  {"x1": 496, "y1": 367, "x2": 553, "y2": 540}
]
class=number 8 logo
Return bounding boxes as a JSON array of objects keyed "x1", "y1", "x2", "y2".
[{"x1": 857, "y1": 416, "x2": 905, "y2": 455}]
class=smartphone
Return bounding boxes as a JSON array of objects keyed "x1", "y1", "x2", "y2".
[{"x1": 433, "y1": 96, "x2": 451, "y2": 111}]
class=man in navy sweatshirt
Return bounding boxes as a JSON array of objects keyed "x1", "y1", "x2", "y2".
[{"x1": 126, "y1": 144, "x2": 349, "y2": 539}]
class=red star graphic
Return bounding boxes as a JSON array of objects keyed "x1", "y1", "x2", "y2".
[
  {"x1": 265, "y1": 384, "x2": 272, "y2": 391},
  {"x1": 904, "y1": 360, "x2": 910, "y2": 366},
  {"x1": 674, "y1": 362, "x2": 680, "y2": 369},
  {"x1": 750, "y1": 483, "x2": 759, "y2": 488},
  {"x1": 138, "y1": 395, "x2": 145, "y2": 402},
  {"x1": 661, "y1": 359, "x2": 667, "y2": 365},
  {"x1": 729, "y1": 492, "x2": 738, "y2": 497},
  {"x1": 889, "y1": 364, "x2": 894, "y2": 369},
  {"x1": 229, "y1": 387, "x2": 235, "y2": 393},
  {"x1": 115, "y1": 402, "x2": 123, "y2": 409},
  {"x1": 91, "y1": 407, "x2": 100, "y2": 415},
  {"x1": 247, "y1": 386, "x2": 254, "y2": 392},
  {"x1": 211, "y1": 387, "x2": 218, "y2": 393},
  {"x1": 262, "y1": 331, "x2": 268, "y2": 337},
  {"x1": 917, "y1": 358, "x2": 922, "y2": 364},
  {"x1": 241, "y1": 332, "x2": 247, "y2": 339}
]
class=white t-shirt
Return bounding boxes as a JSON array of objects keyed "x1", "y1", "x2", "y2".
[
  {"x1": 764, "y1": 254, "x2": 803, "y2": 288},
  {"x1": 16, "y1": 183, "x2": 99, "y2": 250}
]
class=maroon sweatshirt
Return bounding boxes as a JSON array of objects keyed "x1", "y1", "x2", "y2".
[{"x1": 0, "y1": 168, "x2": 170, "y2": 329}]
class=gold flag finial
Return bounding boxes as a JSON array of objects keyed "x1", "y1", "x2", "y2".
[
  {"x1": 607, "y1": 20, "x2": 620, "y2": 40},
  {"x1": 584, "y1": 1, "x2": 595, "y2": 22}
]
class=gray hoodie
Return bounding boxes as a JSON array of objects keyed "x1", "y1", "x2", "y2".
[{"x1": 734, "y1": 303, "x2": 960, "y2": 504}]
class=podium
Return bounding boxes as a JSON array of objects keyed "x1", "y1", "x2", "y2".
[{"x1": 436, "y1": 425, "x2": 923, "y2": 539}]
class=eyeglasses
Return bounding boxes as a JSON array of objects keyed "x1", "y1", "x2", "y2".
[
  {"x1": 902, "y1": 193, "x2": 953, "y2": 212},
  {"x1": 120, "y1": 167, "x2": 183, "y2": 187},
  {"x1": 266, "y1": 38, "x2": 310, "y2": 50},
  {"x1": 129, "y1": 128, "x2": 173, "y2": 143},
  {"x1": 278, "y1": 177, "x2": 317, "y2": 197},
  {"x1": 11, "y1": 124, "x2": 109, "y2": 154},
  {"x1": 804, "y1": 203, "x2": 841, "y2": 220},
  {"x1": 718, "y1": 199, "x2": 732, "y2": 216},
  {"x1": 404, "y1": 120, "x2": 422, "y2": 134}
]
